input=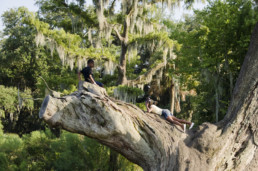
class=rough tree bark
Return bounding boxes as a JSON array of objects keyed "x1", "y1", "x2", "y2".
[
  {"x1": 115, "y1": 14, "x2": 129, "y2": 85},
  {"x1": 115, "y1": 1, "x2": 138, "y2": 85},
  {"x1": 117, "y1": 41, "x2": 128, "y2": 85},
  {"x1": 39, "y1": 23, "x2": 258, "y2": 170}
]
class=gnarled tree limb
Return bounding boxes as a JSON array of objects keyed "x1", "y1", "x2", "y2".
[{"x1": 39, "y1": 23, "x2": 258, "y2": 170}]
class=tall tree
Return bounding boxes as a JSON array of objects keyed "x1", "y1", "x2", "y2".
[
  {"x1": 39, "y1": 22, "x2": 258, "y2": 170},
  {"x1": 0, "y1": 8, "x2": 80, "y2": 135},
  {"x1": 35, "y1": 0, "x2": 180, "y2": 85}
]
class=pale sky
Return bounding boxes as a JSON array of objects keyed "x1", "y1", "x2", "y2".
[{"x1": 0, "y1": 0, "x2": 207, "y2": 31}]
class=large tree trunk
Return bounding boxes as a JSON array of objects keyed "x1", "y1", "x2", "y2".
[
  {"x1": 117, "y1": 42, "x2": 128, "y2": 85},
  {"x1": 116, "y1": 0, "x2": 139, "y2": 85},
  {"x1": 116, "y1": 8, "x2": 131, "y2": 85},
  {"x1": 39, "y1": 23, "x2": 258, "y2": 170}
]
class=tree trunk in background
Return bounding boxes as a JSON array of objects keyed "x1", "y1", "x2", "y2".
[
  {"x1": 109, "y1": 149, "x2": 118, "y2": 171},
  {"x1": 229, "y1": 71, "x2": 233, "y2": 98},
  {"x1": 170, "y1": 81, "x2": 175, "y2": 114},
  {"x1": 116, "y1": 8, "x2": 131, "y2": 85},
  {"x1": 187, "y1": 110, "x2": 193, "y2": 122},
  {"x1": 117, "y1": 42, "x2": 128, "y2": 85},
  {"x1": 215, "y1": 87, "x2": 219, "y2": 122},
  {"x1": 225, "y1": 55, "x2": 234, "y2": 98},
  {"x1": 39, "y1": 23, "x2": 258, "y2": 170}
]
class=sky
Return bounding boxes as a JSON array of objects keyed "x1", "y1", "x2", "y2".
[
  {"x1": 0, "y1": 0, "x2": 38, "y2": 31},
  {"x1": 0, "y1": 0, "x2": 207, "y2": 31}
]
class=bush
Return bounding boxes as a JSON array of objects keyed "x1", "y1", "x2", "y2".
[{"x1": 0, "y1": 128, "x2": 142, "y2": 171}]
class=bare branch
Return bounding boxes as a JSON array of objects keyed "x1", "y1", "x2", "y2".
[{"x1": 114, "y1": 26, "x2": 124, "y2": 42}]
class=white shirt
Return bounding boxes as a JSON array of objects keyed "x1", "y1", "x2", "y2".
[{"x1": 150, "y1": 105, "x2": 162, "y2": 115}]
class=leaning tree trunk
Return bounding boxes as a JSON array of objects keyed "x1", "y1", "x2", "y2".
[{"x1": 39, "y1": 23, "x2": 258, "y2": 170}]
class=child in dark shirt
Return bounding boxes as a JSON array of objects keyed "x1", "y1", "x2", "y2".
[{"x1": 78, "y1": 59, "x2": 103, "y2": 87}]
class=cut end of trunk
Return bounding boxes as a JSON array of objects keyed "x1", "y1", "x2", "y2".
[{"x1": 39, "y1": 95, "x2": 50, "y2": 119}]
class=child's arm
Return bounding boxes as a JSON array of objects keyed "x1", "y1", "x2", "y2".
[
  {"x1": 145, "y1": 101, "x2": 152, "y2": 113},
  {"x1": 89, "y1": 74, "x2": 97, "y2": 84}
]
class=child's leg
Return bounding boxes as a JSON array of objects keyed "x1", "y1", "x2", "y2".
[
  {"x1": 171, "y1": 116, "x2": 191, "y2": 125},
  {"x1": 166, "y1": 116, "x2": 184, "y2": 130}
]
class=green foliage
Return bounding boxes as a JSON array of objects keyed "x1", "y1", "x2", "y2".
[
  {"x1": 4, "y1": 7, "x2": 116, "y2": 63},
  {"x1": 129, "y1": 32, "x2": 174, "y2": 48},
  {"x1": 0, "y1": 0, "x2": 257, "y2": 169},
  {"x1": 0, "y1": 85, "x2": 36, "y2": 133},
  {"x1": 107, "y1": 85, "x2": 144, "y2": 103},
  {"x1": 0, "y1": 9, "x2": 47, "y2": 90},
  {"x1": 97, "y1": 74, "x2": 118, "y2": 87},
  {"x1": 126, "y1": 55, "x2": 142, "y2": 79},
  {"x1": 0, "y1": 8, "x2": 85, "y2": 135},
  {"x1": 116, "y1": 86, "x2": 144, "y2": 97},
  {"x1": 0, "y1": 132, "x2": 24, "y2": 170},
  {"x1": 136, "y1": 102, "x2": 146, "y2": 111},
  {"x1": 0, "y1": 121, "x2": 3, "y2": 135},
  {"x1": 169, "y1": 0, "x2": 258, "y2": 123},
  {"x1": 0, "y1": 129, "x2": 142, "y2": 170},
  {"x1": 0, "y1": 85, "x2": 33, "y2": 114},
  {"x1": 106, "y1": 86, "x2": 118, "y2": 96},
  {"x1": 35, "y1": 0, "x2": 98, "y2": 34},
  {"x1": 0, "y1": 153, "x2": 8, "y2": 171}
]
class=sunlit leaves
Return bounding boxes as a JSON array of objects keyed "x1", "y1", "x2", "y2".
[{"x1": 0, "y1": 85, "x2": 34, "y2": 115}]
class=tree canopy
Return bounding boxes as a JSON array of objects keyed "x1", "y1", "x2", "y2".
[{"x1": 0, "y1": 0, "x2": 257, "y2": 170}]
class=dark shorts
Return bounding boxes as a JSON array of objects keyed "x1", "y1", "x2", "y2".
[
  {"x1": 86, "y1": 80, "x2": 103, "y2": 87},
  {"x1": 95, "y1": 81, "x2": 103, "y2": 87},
  {"x1": 162, "y1": 109, "x2": 173, "y2": 119}
]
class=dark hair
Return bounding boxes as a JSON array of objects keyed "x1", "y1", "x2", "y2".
[
  {"x1": 146, "y1": 97, "x2": 154, "y2": 105},
  {"x1": 87, "y1": 59, "x2": 94, "y2": 64},
  {"x1": 146, "y1": 98, "x2": 158, "y2": 106}
]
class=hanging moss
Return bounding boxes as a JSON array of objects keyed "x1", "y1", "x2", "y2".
[
  {"x1": 16, "y1": 7, "x2": 116, "y2": 71},
  {"x1": 0, "y1": 85, "x2": 34, "y2": 121},
  {"x1": 113, "y1": 86, "x2": 144, "y2": 104}
]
